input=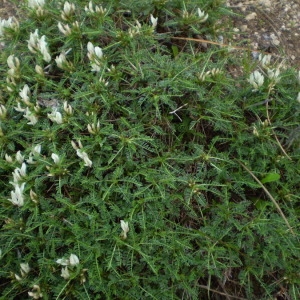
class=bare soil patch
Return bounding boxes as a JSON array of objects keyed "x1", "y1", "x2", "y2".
[
  {"x1": 0, "y1": 0, "x2": 17, "y2": 19},
  {"x1": 226, "y1": 0, "x2": 300, "y2": 67}
]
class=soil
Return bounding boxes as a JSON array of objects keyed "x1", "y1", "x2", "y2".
[
  {"x1": 0, "y1": 0, "x2": 17, "y2": 19},
  {"x1": 226, "y1": 0, "x2": 300, "y2": 67},
  {"x1": 0, "y1": 0, "x2": 299, "y2": 68}
]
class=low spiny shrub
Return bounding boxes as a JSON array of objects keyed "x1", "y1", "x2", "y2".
[{"x1": 0, "y1": 0, "x2": 299, "y2": 299}]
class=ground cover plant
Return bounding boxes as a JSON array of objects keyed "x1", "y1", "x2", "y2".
[{"x1": 0, "y1": 0, "x2": 300, "y2": 299}]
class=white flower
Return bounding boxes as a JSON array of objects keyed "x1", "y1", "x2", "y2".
[
  {"x1": 135, "y1": 20, "x2": 142, "y2": 29},
  {"x1": 87, "y1": 42, "x2": 103, "y2": 71},
  {"x1": 28, "y1": 0, "x2": 45, "y2": 9},
  {"x1": 24, "y1": 108, "x2": 38, "y2": 125},
  {"x1": 76, "y1": 149, "x2": 93, "y2": 167},
  {"x1": 8, "y1": 183, "x2": 25, "y2": 207},
  {"x1": 63, "y1": 101, "x2": 73, "y2": 115},
  {"x1": 55, "y1": 52, "x2": 67, "y2": 69},
  {"x1": 197, "y1": 8, "x2": 208, "y2": 22},
  {"x1": 19, "y1": 84, "x2": 31, "y2": 105},
  {"x1": 7, "y1": 55, "x2": 20, "y2": 70},
  {"x1": 26, "y1": 145, "x2": 41, "y2": 164},
  {"x1": 48, "y1": 110, "x2": 63, "y2": 124},
  {"x1": 27, "y1": 30, "x2": 51, "y2": 62},
  {"x1": 72, "y1": 21, "x2": 79, "y2": 29},
  {"x1": 57, "y1": 253, "x2": 79, "y2": 270},
  {"x1": 14, "y1": 102, "x2": 26, "y2": 112},
  {"x1": 12, "y1": 162, "x2": 27, "y2": 183},
  {"x1": 259, "y1": 53, "x2": 272, "y2": 68},
  {"x1": 58, "y1": 22, "x2": 72, "y2": 36},
  {"x1": 85, "y1": 1, "x2": 106, "y2": 15},
  {"x1": 5, "y1": 154, "x2": 13, "y2": 163},
  {"x1": 85, "y1": 1, "x2": 94, "y2": 13},
  {"x1": 87, "y1": 41, "x2": 94, "y2": 58},
  {"x1": 94, "y1": 47, "x2": 103, "y2": 59},
  {"x1": 33, "y1": 144, "x2": 42, "y2": 155},
  {"x1": 28, "y1": 0, "x2": 45, "y2": 16},
  {"x1": 0, "y1": 17, "x2": 19, "y2": 37},
  {"x1": 91, "y1": 63, "x2": 101, "y2": 72},
  {"x1": 120, "y1": 220, "x2": 129, "y2": 239},
  {"x1": 28, "y1": 285, "x2": 43, "y2": 299},
  {"x1": 267, "y1": 68, "x2": 280, "y2": 83},
  {"x1": 6, "y1": 77, "x2": 16, "y2": 91},
  {"x1": 51, "y1": 153, "x2": 60, "y2": 164},
  {"x1": 87, "y1": 120, "x2": 100, "y2": 134},
  {"x1": 20, "y1": 263, "x2": 30, "y2": 276},
  {"x1": 87, "y1": 42, "x2": 103, "y2": 60},
  {"x1": 35, "y1": 65, "x2": 44, "y2": 75},
  {"x1": 297, "y1": 92, "x2": 300, "y2": 103},
  {"x1": 71, "y1": 140, "x2": 78, "y2": 150},
  {"x1": 28, "y1": 29, "x2": 40, "y2": 53},
  {"x1": 150, "y1": 14, "x2": 158, "y2": 28},
  {"x1": 56, "y1": 52, "x2": 74, "y2": 71},
  {"x1": 16, "y1": 151, "x2": 25, "y2": 163},
  {"x1": 87, "y1": 42, "x2": 103, "y2": 72},
  {"x1": 61, "y1": 1, "x2": 75, "y2": 20},
  {"x1": 61, "y1": 266, "x2": 70, "y2": 279},
  {"x1": 15, "y1": 273, "x2": 22, "y2": 281},
  {"x1": 0, "y1": 104, "x2": 7, "y2": 119},
  {"x1": 248, "y1": 70, "x2": 264, "y2": 90},
  {"x1": 56, "y1": 257, "x2": 69, "y2": 265},
  {"x1": 27, "y1": 154, "x2": 36, "y2": 165},
  {"x1": 39, "y1": 35, "x2": 51, "y2": 62},
  {"x1": 7, "y1": 56, "x2": 20, "y2": 78},
  {"x1": 69, "y1": 254, "x2": 80, "y2": 266},
  {"x1": 30, "y1": 189, "x2": 38, "y2": 203}
]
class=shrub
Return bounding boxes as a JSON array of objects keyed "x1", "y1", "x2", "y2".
[{"x1": 0, "y1": 0, "x2": 299, "y2": 299}]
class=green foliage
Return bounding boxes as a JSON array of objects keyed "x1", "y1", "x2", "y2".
[{"x1": 0, "y1": 0, "x2": 299, "y2": 299}]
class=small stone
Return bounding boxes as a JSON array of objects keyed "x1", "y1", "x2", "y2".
[{"x1": 245, "y1": 12, "x2": 257, "y2": 21}]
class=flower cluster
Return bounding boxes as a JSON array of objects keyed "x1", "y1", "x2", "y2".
[
  {"x1": 14, "y1": 263, "x2": 30, "y2": 281},
  {"x1": 0, "y1": 16, "x2": 19, "y2": 38},
  {"x1": 120, "y1": 220, "x2": 129, "y2": 239},
  {"x1": 0, "y1": 104, "x2": 7, "y2": 120},
  {"x1": 182, "y1": 7, "x2": 208, "y2": 23},
  {"x1": 85, "y1": 1, "x2": 107, "y2": 16},
  {"x1": 248, "y1": 70, "x2": 264, "y2": 91},
  {"x1": 6, "y1": 55, "x2": 20, "y2": 92},
  {"x1": 71, "y1": 140, "x2": 93, "y2": 167},
  {"x1": 55, "y1": 51, "x2": 74, "y2": 71},
  {"x1": 28, "y1": 285, "x2": 43, "y2": 299},
  {"x1": 5, "y1": 145, "x2": 41, "y2": 207},
  {"x1": 47, "y1": 109, "x2": 63, "y2": 124},
  {"x1": 128, "y1": 20, "x2": 142, "y2": 38},
  {"x1": 87, "y1": 42, "x2": 104, "y2": 72},
  {"x1": 87, "y1": 120, "x2": 100, "y2": 134},
  {"x1": 8, "y1": 163, "x2": 27, "y2": 207},
  {"x1": 248, "y1": 54, "x2": 284, "y2": 92},
  {"x1": 56, "y1": 253, "x2": 80, "y2": 280},
  {"x1": 61, "y1": 1, "x2": 76, "y2": 20},
  {"x1": 14, "y1": 84, "x2": 40, "y2": 125},
  {"x1": 197, "y1": 68, "x2": 222, "y2": 82},
  {"x1": 28, "y1": 0, "x2": 46, "y2": 17},
  {"x1": 28, "y1": 29, "x2": 51, "y2": 62}
]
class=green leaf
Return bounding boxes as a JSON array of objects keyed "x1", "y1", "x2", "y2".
[{"x1": 260, "y1": 173, "x2": 280, "y2": 184}]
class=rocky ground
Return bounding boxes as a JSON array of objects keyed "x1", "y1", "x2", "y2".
[
  {"x1": 1, "y1": 0, "x2": 299, "y2": 67},
  {"x1": 226, "y1": 0, "x2": 300, "y2": 67}
]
